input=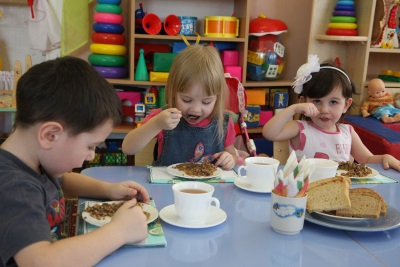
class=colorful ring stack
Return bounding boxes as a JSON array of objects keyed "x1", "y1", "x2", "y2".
[
  {"x1": 89, "y1": 0, "x2": 128, "y2": 79},
  {"x1": 326, "y1": 0, "x2": 358, "y2": 36}
]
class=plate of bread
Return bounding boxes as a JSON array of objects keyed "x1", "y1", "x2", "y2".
[
  {"x1": 336, "y1": 162, "x2": 379, "y2": 178},
  {"x1": 305, "y1": 176, "x2": 400, "y2": 231}
]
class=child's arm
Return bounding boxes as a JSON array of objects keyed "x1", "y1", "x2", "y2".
[
  {"x1": 122, "y1": 108, "x2": 182, "y2": 155},
  {"x1": 262, "y1": 103, "x2": 319, "y2": 141},
  {"x1": 14, "y1": 199, "x2": 148, "y2": 267},
  {"x1": 350, "y1": 126, "x2": 400, "y2": 172},
  {"x1": 62, "y1": 172, "x2": 150, "y2": 203}
]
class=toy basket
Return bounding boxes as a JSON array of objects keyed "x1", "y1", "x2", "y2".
[{"x1": 82, "y1": 139, "x2": 134, "y2": 169}]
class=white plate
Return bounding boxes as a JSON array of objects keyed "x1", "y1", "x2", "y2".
[
  {"x1": 82, "y1": 201, "x2": 158, "y2": 227},
  {"x1": 234, "y1": 178, "x2": 271, "y2": 193},
  {"x1": 336, "y1": 166, "x2": 379, "y2": 178},
  {"x1": 167, "y1": 163, "x2": 223, "y2": 179},
  {"x1": 312, "y1": 211, "x2": 368, "y2": 223},
  {"x1": 159, "y1": 204, "x2": 227, "y2": 229},
  {"x1": 305, "y1": 205, "x2": 400, "y2": 232}
]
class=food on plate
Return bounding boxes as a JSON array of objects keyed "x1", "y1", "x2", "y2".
[
  {"x1": 335, "y1": 188, "x2": 387, "y2": 219},
  {"x1": 83, "y1": 201, "x2": 150, "y2": 221},
  {"x1": 337, "y1": 161, "x2": 372, "y2": 177},
  {"x1": 306, "y1": 176, "x2": 351, "y2": 213},
  {"x1": 172, "y1": 162, "x2": 217, "y2": 177}
]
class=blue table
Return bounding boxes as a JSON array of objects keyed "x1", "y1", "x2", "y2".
[{"x1": 80, "y1": 165, "x2": 400, "y2": 267}]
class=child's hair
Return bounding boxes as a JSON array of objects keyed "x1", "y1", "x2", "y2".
[
  {"x1": 165, "y1": 44, "x2": 228, "y2": 139},
  {"x1": 300, "y1": 61, "x2": 355, "y2": 121},
  {"x1": 15, "y1": 56, "x2": 122, "y2": 135}
]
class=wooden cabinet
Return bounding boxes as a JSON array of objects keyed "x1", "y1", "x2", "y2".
[{"x1": 308, "y1": 0, "x2": 400, "y2": 110}]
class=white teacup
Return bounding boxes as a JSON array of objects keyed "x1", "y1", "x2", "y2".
[
  {"x1": 307, "y1": 158, "x2": 339, "y2": 182},
  {"x1": 172, "y1": 181, "x2": 220, "y2": 223},
  {"x1": 237, "y1": 157, "x2": 280, "y2": 190}
]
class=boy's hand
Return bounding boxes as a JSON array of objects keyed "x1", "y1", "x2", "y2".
[
  {"x1": 156, "y1": 108, "x2": 182, "y2": 130},
  {"x1": 109, "y1": 181, "x2": 150, "y2": 204},
  {"x1": 109, "y1": 199, "x2": 148, "y2": 243},
  {"x1": 213, "y1": 151, "x2": 235, "y2": 170}
]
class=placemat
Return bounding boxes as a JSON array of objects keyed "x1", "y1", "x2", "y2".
[
  {"x1": 148, "y1": 166, "x2": 238, "y2": 184},
  {"x1": 351, "y1": 173, "x2": 398, "y2": 184},
  {"x1": 76, "y1": 199, "x2": 167, "y2": 248}
]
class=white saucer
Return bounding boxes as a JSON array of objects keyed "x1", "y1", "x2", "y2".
[
  {"x1": 234, "y1": 178, "x2": 272, "y2": 193},
  {"x1": 159, "y1": 204, "x2": 227, "y2": 229}
]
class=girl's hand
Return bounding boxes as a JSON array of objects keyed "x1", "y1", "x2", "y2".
[
  {"x1": 295, "y1": 103, "x2": 319, "y2": 117},
  {"x1": 213, "y1": 151, "x2": 235, "y2": 170},
  {"x1": 382, "y1": 154, "x2": 400, "y2": 172},
  {"x1": 156, "y1": 108, "x2": 182, "y2": 130},
  {"x1": 108, "y1": 181, "x2": 150, "y2": 204},
  {"x1": 108, "y1": 199, "x2": 148, "y2": 244}
]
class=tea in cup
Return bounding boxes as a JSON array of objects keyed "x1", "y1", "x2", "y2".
[
  {"x1": 307, "y1": 158, "x2": 339, "y2": 182},
  {"x1": 237, "y1": 157, "x2": 280, "y2": 191},
  {"x1": 172, "y1": 181, "x2": 220, "y2": 223}
]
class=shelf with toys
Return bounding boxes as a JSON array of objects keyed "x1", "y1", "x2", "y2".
[
  {"x1": 95, "y1": 0, "x2": 298, "y2": 88},
  {"x1": 308, "y1": 0, "x2": 400, "y2": 111}
]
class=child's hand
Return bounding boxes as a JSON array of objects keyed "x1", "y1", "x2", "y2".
[
  {"x1": 382, "y1": 154, "x2": 400, "y2": 172},
  {"x1": 109, "y1": 199, "x2": 148, "y2": 244},
  {"x1": 156, "y1": 108, "x2": 182, "y2": 130},
  {"x1": 108, "y1": 181, "x2": 150, "y2": 204},
  {"x1": 213, "y1": 151, "x2": 235, "y2": 170},
  {"x1": 295, "y1": 103, "x2": 319, "y2": 117}
]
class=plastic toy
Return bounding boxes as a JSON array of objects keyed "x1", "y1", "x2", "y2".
[
  {"x1": 178, "y1": 16, "x2": 197, "y2": 36},
  {"x1": 95, "y1": 4, "x2": 122, "y2": 14},
  {"x1": 94, "y1": 13, "x2": 124, "y2": 24},
  {"x1": 204, "y1": 16, "x2": 239, "y2": 38},
  {"x1": 371, "y1": 0, "x2": 399, "y2": 48},
  {"x1": 90, "y1": 43, "x2": 127, "y2": 55},
  {"x1": 142, "y1": 13, "x2": 162, "y2": 35},
  {"x1": 88, "y1": 54, "x2": 126, "y2": 67},
  {"x1": 89, "y1": 0, "x2": 128, "y2": 79},
  {"x1": 378, "y1": 69, "x2": 400, "y2": 82},
  {"x1": 326, "y1": 0, "x2": 358, "y2": 36},
  {"x1": 93, "y1": 23, "x2": 124, "y2": 34},
  {"x1": 91, "y1": 32, "x2": 126, "y2": 45},
  {"x1": 135, "y1": 102, "x2": 146, "y2": 122},
  {"x1": 135, "y1": 48, "x2": 149, "y2": 81},
  {"x1": 247, "y1": 14, "x2": 287, "y2": 81},
  {"x1": 93, "y1": 66, "x2": 128, "y2": 78},
  {"x1": 163, "y1": 14, "x2": 181, "y2": 36}
]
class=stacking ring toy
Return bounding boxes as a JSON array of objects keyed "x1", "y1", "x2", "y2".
[
  {"x1": 95, "y1": 4, "x2": 122, "y2": 14},
  {"x1": 91, "y1": 33, "x2": 126, "y2": 45},
  {"x1": 90, "y1": 43, "x2": 127, "y2": 55},
  {"x1": 336, "y1": 1, "x2": 355, "y2": 5},
  {"x1": 330, "y1": 16, "x2": 356, "y2": 23},
  {"x1": 326, "y1": 29, "x2": 358, "y2": 36},
  {"x1": 93, "y1": 23, "x2": 124, "y2": 34},
  {"x1": 88, "y1": 54, "x2": 126, "y2": 67},
  {"x1": 94, "y1": 13, "x2": 123, "y2": 24},
  {"x1": 328, "y1": 23, "x2": 357, "y2": 30},
  {"x1": 333, "y1": 10, "x2": 356, "y2": 16},
  {"x1": 94, "y1": 66, "x2": 128, "y2": 79},
  {"x1": 97, "y1": 0, "x2": 121, "y2": 5},
  {"x1": 335, "y1": 5, "x2": 355, "y2": 11}
]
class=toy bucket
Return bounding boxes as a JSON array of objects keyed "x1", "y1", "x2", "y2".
[
  {"x1": 204, "y1": 16, "x2": 239, "y2": 38},
  {"x1": 178, "y1": 16, "x2": 197, "y2": 36}
]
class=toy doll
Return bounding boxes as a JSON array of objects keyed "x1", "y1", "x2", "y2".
[{"x1": 360, "y1": 78, "x2": 400, "y2": 123}]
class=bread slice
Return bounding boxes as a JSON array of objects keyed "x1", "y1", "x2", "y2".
[
  {"x1": 336, "y1": 188, "x2": 386, "y2": 219},
  {"x1": 306, "y1": 176, "x2": 351, "y2": 213}
]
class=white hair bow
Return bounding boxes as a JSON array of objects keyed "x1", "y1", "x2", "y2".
[{"x1": 291, "y1": 54, "x2": 320, "y2": 94}]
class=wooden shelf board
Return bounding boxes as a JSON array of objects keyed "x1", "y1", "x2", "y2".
[{"x1": 315, "y1": 35, "x2": 369, "y2": 42}]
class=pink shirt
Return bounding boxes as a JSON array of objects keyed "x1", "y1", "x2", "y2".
[{"x1": 142, "y1": 108, "x2": 236, "y2": 158}]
